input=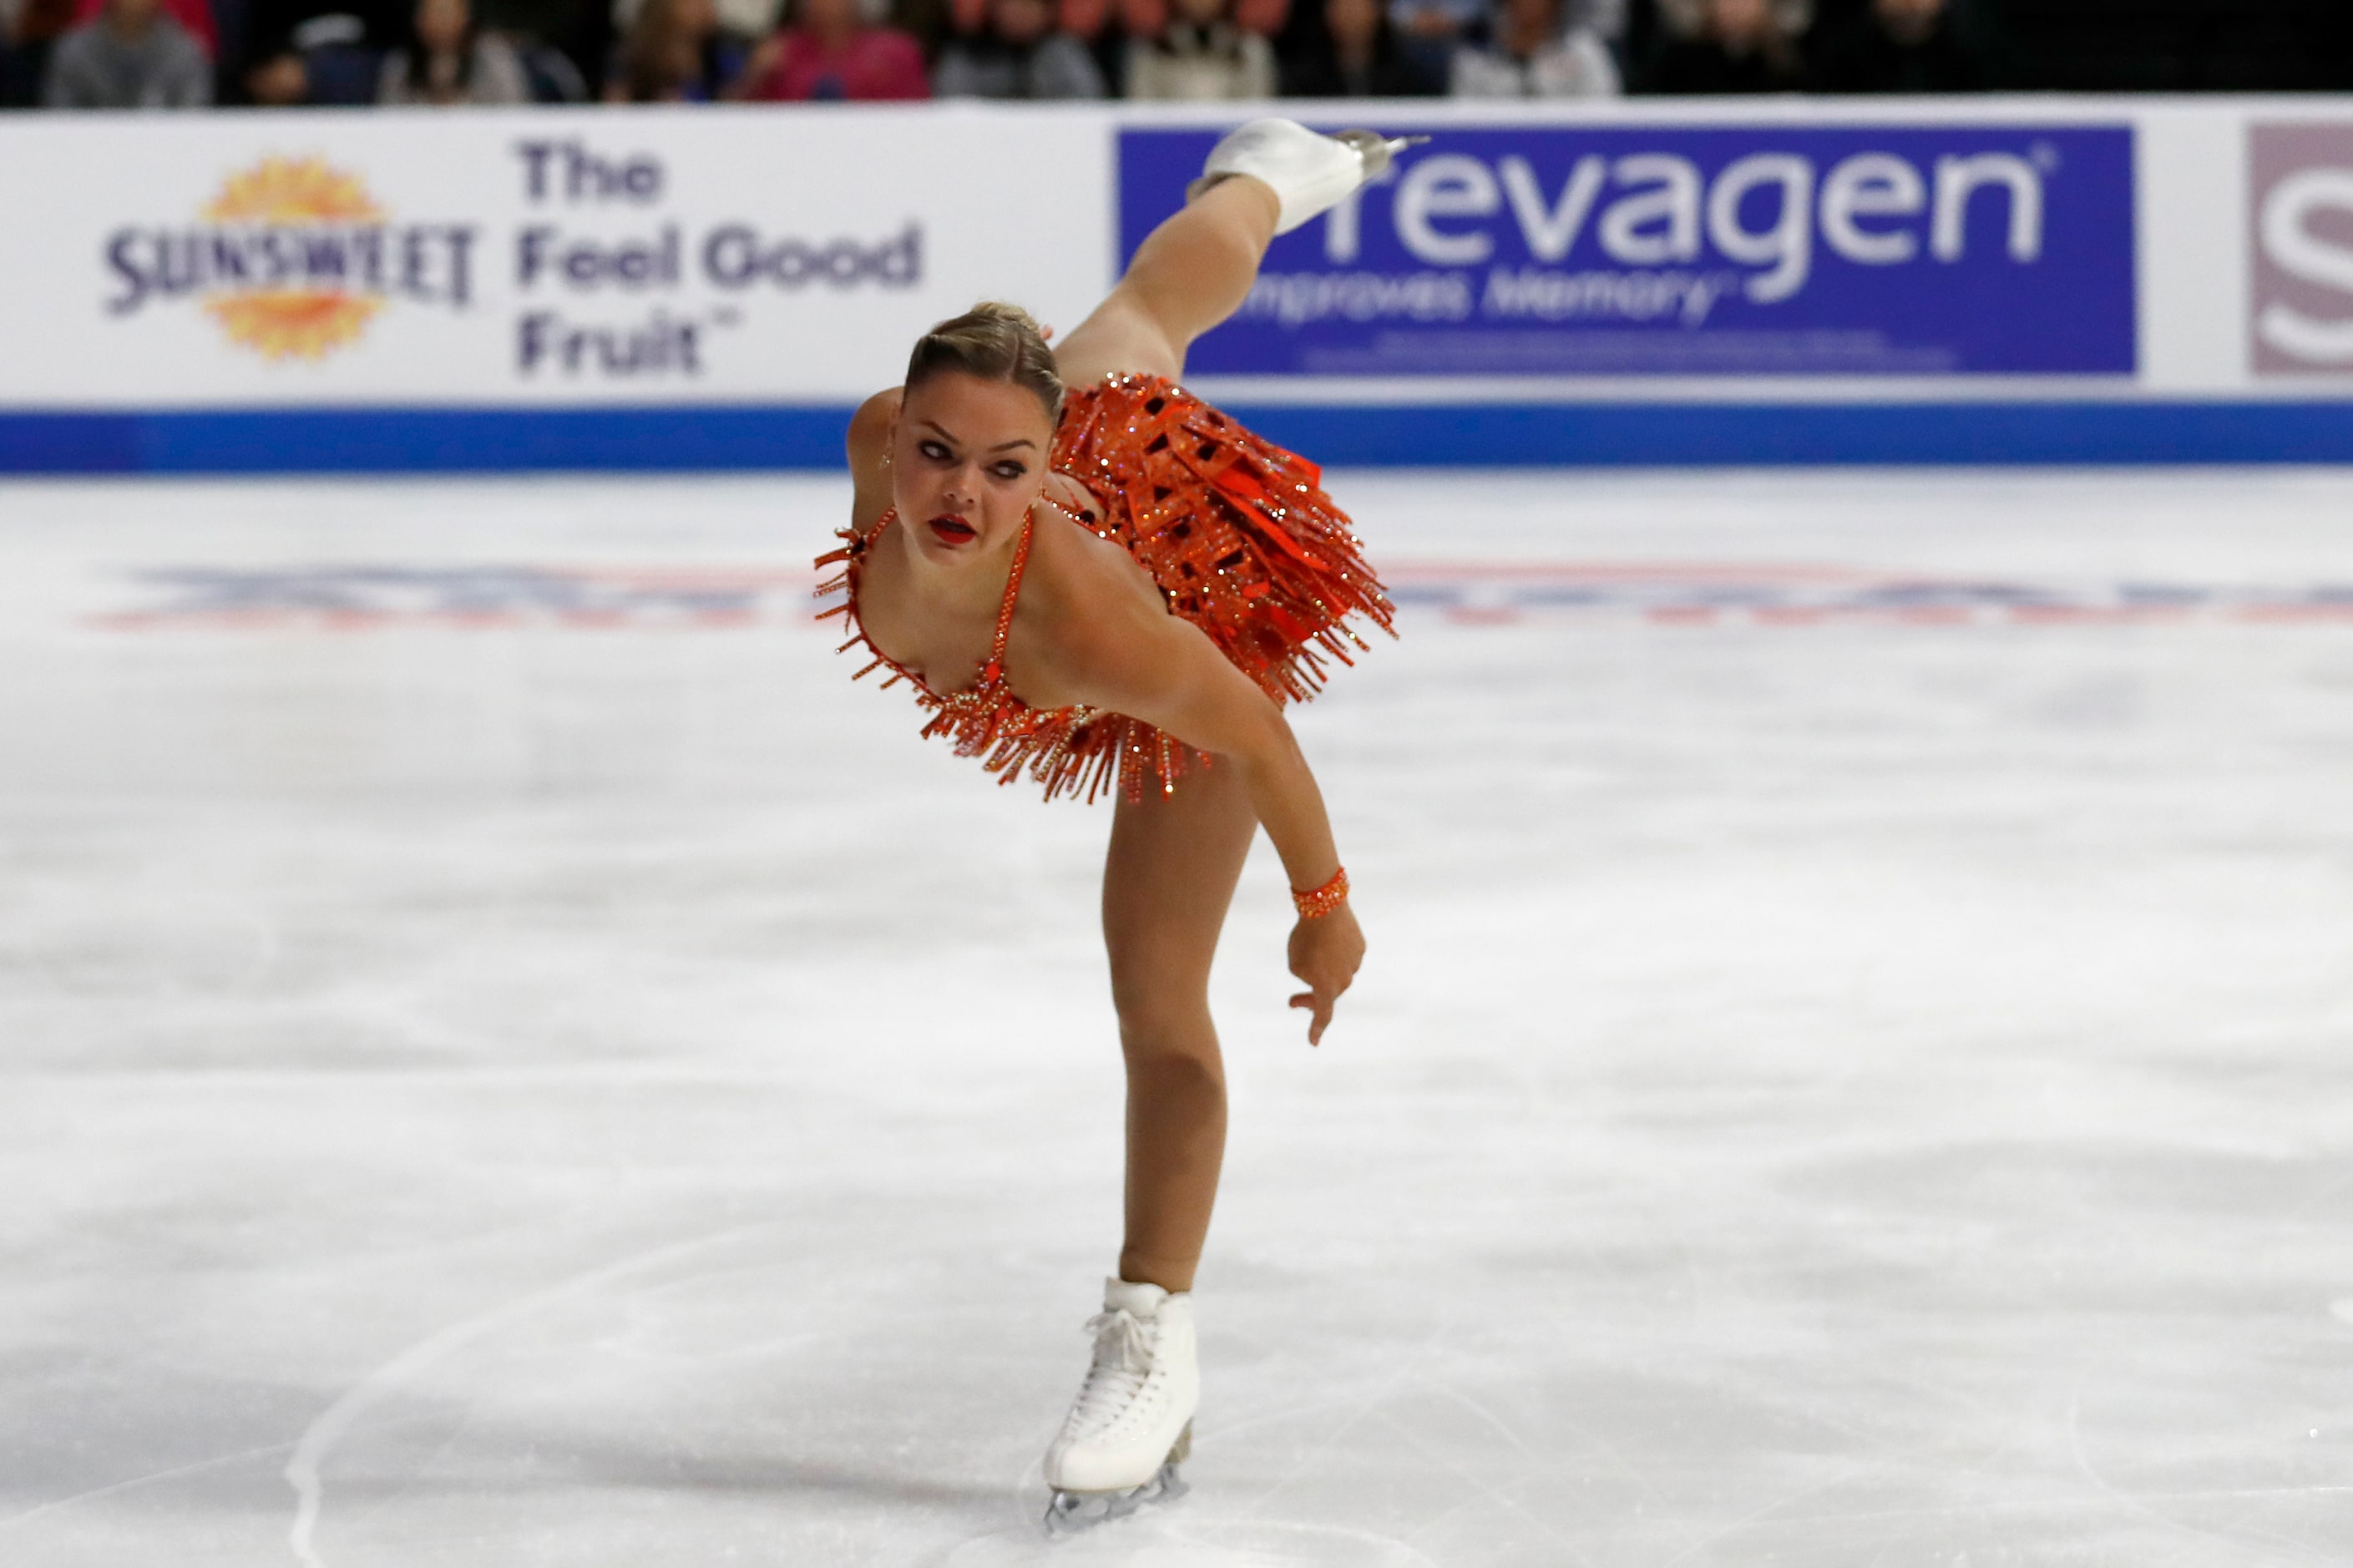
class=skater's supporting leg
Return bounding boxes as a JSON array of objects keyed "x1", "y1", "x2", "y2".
[
  {"x1": 1055, "y1": 177, "x2": 1281, "y2": 388},
  {"x1": 1101, "y1": 762, "x2": 1257, "y2": 1294}
]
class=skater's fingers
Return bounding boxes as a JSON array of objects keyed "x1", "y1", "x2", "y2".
[
  {"x1": 1286, "y1": 905, "x2": 1359, "y2": 1047},
  {"x1": 1289, "y1": 987, "x2": 1336, "y2": 1045}
]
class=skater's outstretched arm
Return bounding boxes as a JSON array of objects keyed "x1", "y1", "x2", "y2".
[{"x1": 1026, "y1": 561, "x2": 1364, "y2": 1044}]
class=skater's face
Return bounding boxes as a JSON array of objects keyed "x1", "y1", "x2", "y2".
[{"x1": 890, "y1": 372, "x2": 1056, "y2": 564}]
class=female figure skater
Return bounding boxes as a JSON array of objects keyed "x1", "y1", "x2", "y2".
[{"x1": 818, "y1": 120, "x2": 1406, "y2": 1529}]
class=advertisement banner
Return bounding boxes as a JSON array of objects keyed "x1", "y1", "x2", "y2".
[
  {"x1": 2249, "y1": 121, "x2": 2353, "y2": 377},
  {"x1": 0, "y1": 109, "x2": 1106, "y2": 407},
  {"x1": 13, "y1": 101, "x2": 2353, "y2": 468},
  {"x1": 1120, "y1": 122, "x2": 2138, "y2": 377}
]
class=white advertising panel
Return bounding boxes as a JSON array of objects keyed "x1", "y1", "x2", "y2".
[
  {"x1": 1, "y1": 99, "x2": 2350, "y2": 466},
  {"x1": 0, "y1": 105, "x2": 1106, "y2": 407}
]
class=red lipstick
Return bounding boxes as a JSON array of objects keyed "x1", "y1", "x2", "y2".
[{"x1": 928, "y1": 514, "x2": 977, "y2": 544}]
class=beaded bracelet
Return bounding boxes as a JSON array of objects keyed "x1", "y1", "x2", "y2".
[{"x1": 1292, "y1": 866, "x2": 1349, "y2": 920}]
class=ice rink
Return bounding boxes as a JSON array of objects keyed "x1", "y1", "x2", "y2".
[{"x1": 6, "y1": 465, "x2": 2353, "y2": 1567}]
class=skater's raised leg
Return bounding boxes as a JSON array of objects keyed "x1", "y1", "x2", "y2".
[
  {"x1": 1055, "y1": 176, "x2": 1281, "y2": 388},
  {"x1": 1057, "y1": 119, "x2": 1419, "y2": 388}
]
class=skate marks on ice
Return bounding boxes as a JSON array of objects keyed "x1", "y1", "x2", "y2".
[
  {"x1": 3, "y1": 1440, "x2": 296, "y2": 1531},
  {"x1": 285, "y1": 1223, "x2": 760, "y2": 1567},
  {"x1": 291, "y1": 1218, "x2": 1438, "y2": 1568},
  {"x1": 939, "y1": 1516, "x2": 1438, "y2": 1568},
  {"x1": 278, "y1": 1219, "x2": 1020, "y2": 1568},
  {"x1": 943, "y1": 1447, "x2": 1436, "y2": 1568}
]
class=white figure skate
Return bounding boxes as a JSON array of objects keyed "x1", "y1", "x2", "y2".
[
  {"x1": 1188, "y1": 119, "x2": 1430, "y2": 235},
  {"x1": 1041, "y1": 1278, "x2": 1199, "y2": 1534}
]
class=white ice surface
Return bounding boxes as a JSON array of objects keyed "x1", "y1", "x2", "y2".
[{"x1": 5, "y1": 468, "x2": 2353, "y2": 1566}]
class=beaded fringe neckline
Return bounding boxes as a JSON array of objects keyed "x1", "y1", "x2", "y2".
[{"x1": 816, "y1": 373, "x2": 1394, "y2": 805}]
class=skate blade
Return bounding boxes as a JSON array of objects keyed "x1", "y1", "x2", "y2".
[
  {"x1": 1043, "y1": 1461, "x2": 1189, "y2": 1536},
  {"x1": 1335, "y1": 129, "x2": 1430, "y2": 180}
]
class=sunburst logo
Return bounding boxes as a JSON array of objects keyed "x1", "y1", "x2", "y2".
[
  {"x1": 104, "y1": 156, "x2": 478, "y2": 362},
  {"x1": 200, "y1": 159, "x2": 387, "y2": 362}
]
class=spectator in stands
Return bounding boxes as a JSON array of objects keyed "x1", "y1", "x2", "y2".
[
  {"x1": 61, "y1": 0, "x2": 212, "y2": 54},
  {"x1": 237, "y1": 0, "x2": 406, "y2": 105},
  {"x1": 1052, "y1": 0, "x2": 1120, "y2": 87},
  {"x1": 1809, "y1": 0, "x2": 2000, "y2": 93},
  {"x1": 695, "y1": 0, "x2": 774, "y2": 48},
  {"x1": 246, "y1": 44, "x2": 311, "y2": 98},
  {"x1": 1232, "y1": 0, "x2": 1282, "y2": 38},
  {"x1": 1384, "y1": 0, "x2": 1476, "y2": 90},
  {"x1": 733, "y1": 0, "x2": 928, "y2": 99},
  {"x1": 1122, "y1": 0, "x2": 1271, "y2": 98},
  {"x1": 1450, "y1": 0, "x2": 1614, "y2": 95},
  {"x1": 1389, "y1": 0, "x2": 1617, "y2": 101},
  {"x1": 1639, "y1": 0, "x2": 1797, "y2": 91},
  {"x1": 42, "y1": 0, "x2": 210, "y2": 104},
  {"x1": 891, "y1": 0, "x2": 954, "y2": 60},
  {"x1": 3, "y1": 0, "x2": 76, "y2": 105},
  {"x1": 605, "y1": 0, "x2": 741, "y2": 96},
  {"x1": 473, "y1": 0, "x2": 600, "y2": 99},
  {"x1": 1278, "y1": 0, "x2": 1437, "y2": 96},
  {"x1": 376, "y1": 0, "x2": 531, "y2": 99},
  {"x1": 934, "y1": 0, "x2": 1103, "y2": 96}
]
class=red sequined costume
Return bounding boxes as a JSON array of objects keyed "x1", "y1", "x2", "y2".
[{"x1": 816, "y1": 372, "x2": 1394, "y2": 804}]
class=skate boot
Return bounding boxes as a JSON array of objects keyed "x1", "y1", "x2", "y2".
[
  {"x1": 1041, "y1": 1277, "x2": 1199, "y2": 1533},
  {"x1": 1188, "y1": 119, "x2": 1430, "y2": 235}
]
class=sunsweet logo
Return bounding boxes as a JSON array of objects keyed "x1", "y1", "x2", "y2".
[{"x1": 104, "y1": 157, "x2": 478, "y2": 361}]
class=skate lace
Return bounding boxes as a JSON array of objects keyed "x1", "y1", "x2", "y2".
[{"x1": 1070, "y1": 1308, "x2": 1156, "y2": 1429}]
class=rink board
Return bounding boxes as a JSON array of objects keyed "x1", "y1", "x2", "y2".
[
  {"x1": 10, "y1": 401, "x2": 2353, "y2": 472},
  {"x1": 1, "y1": 99, "x2": 2351, "y2": 468}
]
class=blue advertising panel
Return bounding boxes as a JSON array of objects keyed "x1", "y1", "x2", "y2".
[{"x1": 1120, "y1": 124, "x2": 2138, "y2": 377}]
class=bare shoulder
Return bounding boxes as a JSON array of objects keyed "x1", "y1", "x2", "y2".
[
  {"x1": 848, "y1": 387, "x2": 901, "y2": 457},
  {"x1": 1005, "y1": 505, "x2": 1171, "y2": 706},
  {"x1": 846, "y1": 387, "x2": 902, "y2": 537},
  {"x1": 1026, "y1": 501, "x2": 1161, "y2": 620}
]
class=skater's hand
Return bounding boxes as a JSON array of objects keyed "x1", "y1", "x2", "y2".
[{"x1": 1288, "y1": 902, "x2": 1364, "y2": 1046}]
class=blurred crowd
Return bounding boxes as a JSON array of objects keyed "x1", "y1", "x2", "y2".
[
  {"x1": 0, "y1": 0, "x2": 2342, "y2": 111},
  {"x1": 9, "y1": 0, "x2": 2343, "y2": 111}
]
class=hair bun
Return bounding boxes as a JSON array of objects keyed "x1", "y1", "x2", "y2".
[
  {"x1": 965, "y1": 301, "x2": 1045, "y2": 335},
  {"x1": 906, "y1": 302, "x2": 1065, "y2": 422}
]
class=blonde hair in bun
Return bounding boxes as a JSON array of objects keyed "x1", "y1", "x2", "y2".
[{"x1": 906, "y1": 301, "x2": 1064, "y2": 423}]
